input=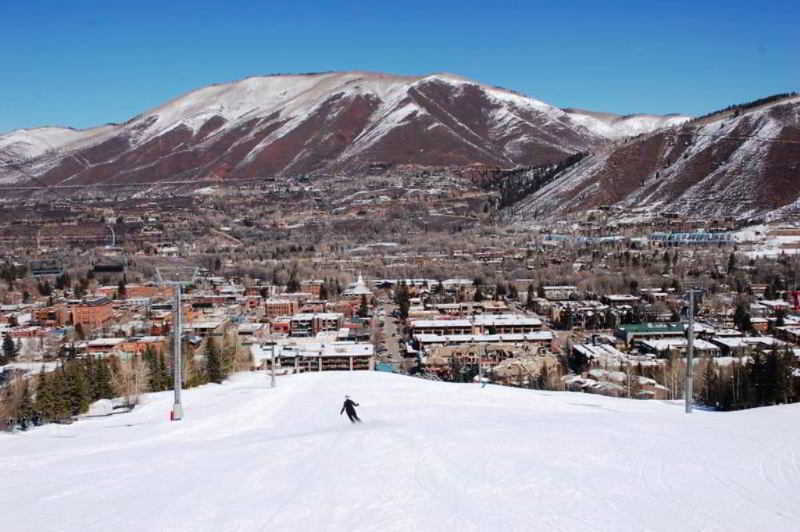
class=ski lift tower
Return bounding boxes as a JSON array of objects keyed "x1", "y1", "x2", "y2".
[
  {"x1": 683, "y1": 288, "x2": 704, "y2": 414},
  {"x1": 156, "y1": 266, "x2": 199, "y2": 421}
]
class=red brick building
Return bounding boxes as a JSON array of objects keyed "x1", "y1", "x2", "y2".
[{"x1": 71, "y1": 298, "x2": 113, "y2": 328}]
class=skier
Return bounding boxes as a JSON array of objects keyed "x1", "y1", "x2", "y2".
[{"x1": 340, "y1": 395, "x2": 361, "y2": 423}]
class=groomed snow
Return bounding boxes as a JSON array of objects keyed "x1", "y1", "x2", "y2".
[{"x1": 3, "y1": 371, "x2": 799, "y2": 531}]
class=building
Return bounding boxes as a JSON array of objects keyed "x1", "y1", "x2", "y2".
[
  {"x1": 300, "y1": 280, "x2": 325, "y2": 298},
  {"x1": 289, "y1": 313, "x2": 344, "y2": 337},
  {"x1": 542, "y1": 286, "x2": 577, "y2": 301},
  {"x1": 33, "y1": 304, "x2": 70, "y2": 326},
  {"x1": 602, "y1": 294, "x2": 641, "y2": 307},
  {"x1": 409, "y1": 314, "x2": 542, "y2": 337},
  {"x1": 71, "y1": 298, "x2": 113, "y2": 328},
  {"x1": 415, "y1": 331, "x2": 554, "y2": 352},
  {"x1": 265, "y1": 298, "x2": 299, "y2": 318},
  {"x1": 341, "y1": 273, "x2": 373, "y2": 300},
  {"x1": 615, "y1": 323, "x2": 685, "y2": 345},
  {"x1": 251, "y1": 341, "x2": 375, "y2": 372},
  {"x1": 636, "y1": 338, "x2": 721, "y2": 358}
]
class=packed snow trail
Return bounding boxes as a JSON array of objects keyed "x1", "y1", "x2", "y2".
[{"x1": 3, "y1": 371, "x2": 800, "y2": 531}]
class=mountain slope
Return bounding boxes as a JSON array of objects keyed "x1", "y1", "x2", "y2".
[
  {"x1": 508, "y1": 94, "x2": 800, "y2": 221},
  {"x1": 0, "y1": 72, "x2": 688, "y2": 187},
  {"x1": 3, "y1": 371, "x2": 799, "y2": 532}
]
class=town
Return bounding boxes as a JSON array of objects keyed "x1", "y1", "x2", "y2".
[{"x1": 2, "y1": 178, "x2": 800, "y2": 429}]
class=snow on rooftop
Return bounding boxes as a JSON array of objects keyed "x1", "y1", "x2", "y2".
[{"x1": 3, "y1": 371, "x2": 799, "y2": 531}]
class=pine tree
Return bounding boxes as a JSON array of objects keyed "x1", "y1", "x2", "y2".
[
  {"x1": 64, "y1": 360, "x2": 91, "y2": 415},
  {"x1": 157, "y1": 352, "x2": 172, "y2": 390},
  {"x1": 395, "y1": 282, "x2": 410, "y2": 320},
  {"x1": 2, "y1": 333, "x2": 16, "y2": 364},
  {"x1": 286, "y1": 271, "x2": 300, "y2": 293},
  {"x1": 733, "y1": 302, "x2": 752, "y2": 333},
  {"x1": 93, "y1": 357, "x2": 115, "y2": 400},
  {"x1": 473, "y1": 286, "x2": 484, "y2": 302},
  {"x1": 702, "y1": 359, "x2": 719, "y2": 408},
  {"x1": 727, "y1": 252, "x2": 737, "y2": 274},
  {"x1": 18, "y1": 381, "x2": 35, "y2": 427},
  {"x1": 206, "y1": 339, "x2": 223, "y2": 384}
]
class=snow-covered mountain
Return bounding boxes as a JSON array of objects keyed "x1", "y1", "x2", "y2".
[
  {"x1": 3, "y1": 371, "x2": 799, "y2": 532},
  {"x1": 563, "y1": 108, "x2": 691, "y2": 139},
  {"x1": 0, "y1": 72, "x2": 687, "y2": 187},
  {"x1": 508, "y1": 94, "x2": 800, "y2": 221}
]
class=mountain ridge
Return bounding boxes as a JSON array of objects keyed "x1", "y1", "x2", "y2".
[
  {"x1": 507, "y1": 94, "x2": 800, "y2": 221},
  {"x1": 0, "y1": 71, "x2": 688, "y2": 187}
]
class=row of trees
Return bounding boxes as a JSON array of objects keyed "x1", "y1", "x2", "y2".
[
  {"x1": 4, "y1": 357, "x2": 116, "y2": 428},
  {"x1": 701, "y1": 349, "x2": 798, "y2": 411},
  {"x1": 3, "y1": 335, "x2": 241, "y2": 430}
]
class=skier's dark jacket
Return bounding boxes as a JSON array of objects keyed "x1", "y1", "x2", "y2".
[{"x1": 340, "y1": 399, "x2": 359, "y2": 415}]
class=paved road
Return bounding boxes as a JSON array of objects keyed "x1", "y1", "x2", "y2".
[{"x1": 374, "y1": 303, "x2": 406, "y2": 372}]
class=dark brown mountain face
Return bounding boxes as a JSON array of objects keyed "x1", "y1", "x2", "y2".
[
  {"x1": 0, "y1": 72, "x2": 608, "y2": 187},
  {"x1": 508, "y1": 96, "x2": 800, "y2": 221}
]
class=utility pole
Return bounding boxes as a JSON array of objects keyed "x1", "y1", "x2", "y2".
[
  {"x1": 171, "y1": 283, "x2": 183, "y2": 421},
  {"x1": 685, "y1": 289, "x2": 695, "y2": 414},
  {"x1": 268, "y1": 344, "x2": 276, "y2": 388},
  {"x1": 478, "y1": 343, "x2": 485, "y2": 385}
]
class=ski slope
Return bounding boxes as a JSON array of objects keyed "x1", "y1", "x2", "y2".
[{"x1": 3, "y1": 371, "x2": 799, "y2": 531}]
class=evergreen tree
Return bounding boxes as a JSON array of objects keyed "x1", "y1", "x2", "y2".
[
  {"x1": 495, "y1": 282, "x2": 507, "y2": 300},
  {"x1": 206, "y1": 339, "x2": 224, "y2": 384},
  {"x1": 733, "y1": 302, "x2": 752, "y2": 333},
  {"x1": 92, "y1": 357, "x2": 115, "y2": 400},
  {"x1": 395, "y1": 282, "x2": 410, "y2": 320},
  {"x1": 702, "y1": 359, "x2": 719, "y2": 407},
  {"x1": 2, "y1": 333, "x2": 17, "y2": 364},
  {"x1": 18, "y1": 381, "x2": 35, "y2": 427},
  {"x1": 537, "y1": 283, "x2": 546, "y2": 298},
  {"x1": 64, "y1": 360, "x2": 91, "y2": 415},
  {"x1": 158, "y1": 352, "x2": 172, "y2": 391},
  {"x1": 473, "y1": 286, "x2": 485, "y2": 302},
  {"x1": 358, "y1": 294, "x2": 369, "y2": 318},
  {"x1": 34, "y1": 366, "x2": 52, "y2": 419},
  {"x1": 727, "y1": 252, "x2": 737, "y2": 274},
  {"x1": 286, "y1": 271, "x2": 300, "y2": 293},
  {"x1": 508, "y1": 284, "x2": 518, "y2": 301}
]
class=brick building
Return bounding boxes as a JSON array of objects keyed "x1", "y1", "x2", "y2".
[{"x1": 71, "y1": 298, "x2": 113, "y2": 328}]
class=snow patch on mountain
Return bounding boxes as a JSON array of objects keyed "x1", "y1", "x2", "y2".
[
  {"x1": 565, "y1": 109, "x2": 691, "y2": 139},
  {"x1": 0, "y1": 125, "x2": 117, "y2": 161}
]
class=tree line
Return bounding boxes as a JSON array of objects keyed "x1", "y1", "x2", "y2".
[
  {"x1": 701, "y1": 348, "x2": 798, "y2": 411},
  {"x1": 2, "y1": 337, "x2": 239, "y2": 431}
]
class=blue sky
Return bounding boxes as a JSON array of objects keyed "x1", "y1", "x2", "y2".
[{"x1": 1, "y1": 0, "x2": 797, "y2": 133}]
